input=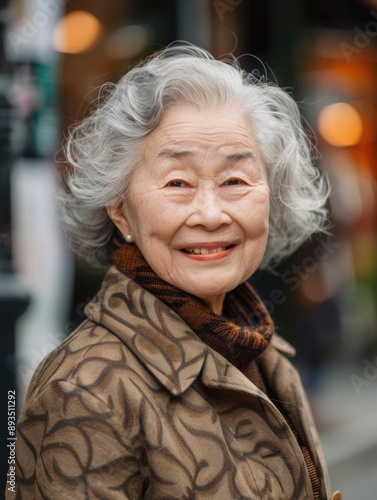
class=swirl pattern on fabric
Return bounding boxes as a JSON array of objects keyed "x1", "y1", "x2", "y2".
[{"x1": 9, "y1": 267, "x2": 331, "y2": 499}]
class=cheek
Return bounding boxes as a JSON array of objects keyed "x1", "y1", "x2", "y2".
[
  {"x1": 240, "y1": 194, "x2": 270, "y2": 236},
  {"x1": 127, "y1": 193, "x2": 158, "y2": 232},
  {"x1": 129, "y1": 197, "x2": 178, "y2": 247}
]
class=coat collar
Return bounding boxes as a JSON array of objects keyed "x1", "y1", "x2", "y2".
[{"x1": 85, "y1": 266, "x2": 295, "y2": 397}]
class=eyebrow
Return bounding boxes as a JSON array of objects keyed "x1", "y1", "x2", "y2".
[
  {"x1": 225, "y1": 152, "x2": 256, "y2": 161},
  {"x1": 156, "y1": 149, "x2": 193, "y2": 159},
  {"x1": 156, "y1": 149, "x2": 256, "y2": 161}
]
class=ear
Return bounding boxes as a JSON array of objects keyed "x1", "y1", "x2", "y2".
[{"x1": 106, "y1": 203, "x2": 130, "y2": 237}]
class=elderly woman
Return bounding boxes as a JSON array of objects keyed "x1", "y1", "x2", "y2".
[{"x1": 10, "y1": 45, "x2": 341, "y2": 500}]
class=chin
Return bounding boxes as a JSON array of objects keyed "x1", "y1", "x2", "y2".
[{"x1": 190, "y1": 285, "x2": 232, "y2": 301}]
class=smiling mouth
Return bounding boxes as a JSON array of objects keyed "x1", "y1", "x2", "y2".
[{"x1": 181, "y1": 245, "x2": 234, "y2": 255}]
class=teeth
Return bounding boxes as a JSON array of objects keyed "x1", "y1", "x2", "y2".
[{"x1": 185, "y1": 247, "x2": 226, "y2": 254}]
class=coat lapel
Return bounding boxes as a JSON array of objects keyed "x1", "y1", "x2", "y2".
[{"x1": 86, "y1": 267, "x2": 208, "y2": 395}]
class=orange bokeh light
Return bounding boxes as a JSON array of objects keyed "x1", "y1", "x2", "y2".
[
  {"x1": 318, "y1": 102, "x2": 363, "y2": 147},
  {"x1": 53, "y1": 11, "x2": 102, "y2": 54}
]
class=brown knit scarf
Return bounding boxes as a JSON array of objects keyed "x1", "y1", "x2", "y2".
[{"x1": 112, "y1": 238, "x2": 274, "y2": 372}]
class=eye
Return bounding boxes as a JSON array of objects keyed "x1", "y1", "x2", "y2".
[
  {"x1": 223, "y1": 178, "x2": 244, "y2": 186},
  {"x1": 167, "y1": 180, "x2": 188, "y2": 188}
]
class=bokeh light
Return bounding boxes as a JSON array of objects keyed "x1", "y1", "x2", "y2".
[
  {"x1": 53, "y1": 11, "x2": 102, "y2": 54},
  {"x1": 318, "y1": 102, "x2": 363, "y2": 147}
]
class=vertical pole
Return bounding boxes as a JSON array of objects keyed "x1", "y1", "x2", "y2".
[
  {"x1": 268, "y1": 0, "x2": 304, "y2": 88},
  {"x1": 176, "y1": 0, "x2": 212, "y2": 50}
]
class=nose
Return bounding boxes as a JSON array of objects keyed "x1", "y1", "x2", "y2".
[{"x1": 186, "y1": 187, "x2": 232, "y2": 230}]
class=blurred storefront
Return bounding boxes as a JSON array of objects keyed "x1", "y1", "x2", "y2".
[{"x1": 1, "y1": 0, "x2": 377, "y2": 495}]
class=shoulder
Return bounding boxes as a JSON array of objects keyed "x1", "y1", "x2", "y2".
[{"x1": 24, "y1": 317, "x2": 156, "y2": 418}]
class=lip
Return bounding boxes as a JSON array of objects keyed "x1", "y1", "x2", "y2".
[
  {"x1": 180, "y1": 242, "x2": 236, "y2": 261},
  {"x1": 181, "y1": 241, "x2": 234, "y2": 250}
]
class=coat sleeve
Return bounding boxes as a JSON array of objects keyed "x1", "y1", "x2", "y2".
[{"x1": 10, "y1": 380, "x2": 143, "y2": 499}]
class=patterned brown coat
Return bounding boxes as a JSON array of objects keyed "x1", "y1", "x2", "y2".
[{"x1": 10, "y1": 267, "x2": 332, "y2": 499}]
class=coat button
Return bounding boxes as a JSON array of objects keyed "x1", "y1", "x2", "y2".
[{"x1": 330, "y1": 492, "x2": 342, "y2": 500}]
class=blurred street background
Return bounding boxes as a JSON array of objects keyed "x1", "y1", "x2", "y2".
[{"x1": 1, "y1": 0, "x2": 377, "y2": 497}]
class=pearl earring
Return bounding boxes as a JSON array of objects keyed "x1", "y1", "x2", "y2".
[{"x1": 125, "y1": 233, "x2": 134, "y2": 243}]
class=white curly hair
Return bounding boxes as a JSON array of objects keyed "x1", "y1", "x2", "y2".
[{"x1": 59, "y1": 43, "x2": 329, "y2": 269}]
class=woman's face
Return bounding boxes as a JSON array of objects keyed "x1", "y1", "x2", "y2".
[{"x1": 110, "y1": 106, "x2": 270, "y2": 313}]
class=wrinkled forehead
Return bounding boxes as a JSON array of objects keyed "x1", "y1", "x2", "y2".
[{"x1": 141, "y1": 105, "x2": 263, "y2": 159}]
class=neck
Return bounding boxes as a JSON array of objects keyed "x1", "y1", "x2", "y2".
[{"x1": 199, "y1": 293, "x2": 226, "y2": 315}]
